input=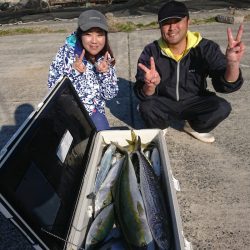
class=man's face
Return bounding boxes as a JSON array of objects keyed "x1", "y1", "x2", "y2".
[{"x1": 160, "y1": 17, "x2": 189, "y2": 46}]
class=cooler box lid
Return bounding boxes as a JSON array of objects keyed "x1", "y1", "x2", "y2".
[{"x1": 0, "y1": 77, "x2": 96, "y2": 249}]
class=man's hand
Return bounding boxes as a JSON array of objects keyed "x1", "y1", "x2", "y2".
[
  {"x1": 138, "y1": 57, "x2": 161, "y2": 86},
  {"x1": 138, "y1": 57, "x2": 161, "y2": 96},
  {"x1": 73, "y1": 49, "x2": 86, "y2": 73},
  {"x1": 224, "y1": 24, "x2": 245, "y2": 82},
  {"x1": 226, "y1": 24, "x2": 245, "y2": 65}
]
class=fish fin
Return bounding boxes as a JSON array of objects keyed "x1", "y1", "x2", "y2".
[
  {"x1": 110, "y1": 141, "x2": 129, "y2": 155},
  {"x1": 143, "y1": 141, "x2": 156, "y2": 153},
  {"x1": 123, "y1": 130, "x2": 139, "y2": 153},
  {"x1": 125, "y1": 139, "x2": 133, "y2": 145},
  {"x1": 131, "y1": 129, "x2": 137, "y2": 142},
  {"x1": 125, "y1": 139, "x2": 136, "y2": 152},
  {"x1": 141, "y1": 141, "x2": 151, "y2": 150}
]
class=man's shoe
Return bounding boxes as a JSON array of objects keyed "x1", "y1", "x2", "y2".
[{"x1": 183, "y1": 121, "x2": 215, "y2": 143}]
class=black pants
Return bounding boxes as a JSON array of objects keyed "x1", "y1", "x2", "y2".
[{"x1": 138, "y1": 95, "x2": 231, "y2": 133}]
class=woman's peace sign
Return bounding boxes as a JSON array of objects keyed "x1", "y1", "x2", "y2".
[
  {"x1": 95, "y1": 51, "x2": 114, "y2": 73},
  {"x1": 73, "y1": 49, "x2": 86, "y2": 73}
]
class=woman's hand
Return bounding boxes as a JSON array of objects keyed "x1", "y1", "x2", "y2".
[
  {"x1": 73, "y1": 49, "x2": 86, "y2": 73},
  {"x1": 95, "y1": 51, "x2": 114, "y2": 73}
]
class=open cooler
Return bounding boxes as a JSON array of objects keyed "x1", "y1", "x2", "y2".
[{"x1": 0, "y1": 77, "x2": 190, "y2": 250}]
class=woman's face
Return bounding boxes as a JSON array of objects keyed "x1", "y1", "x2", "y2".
[{"x1": 81, "y1": 27, "x2": 106, "y2": 57}]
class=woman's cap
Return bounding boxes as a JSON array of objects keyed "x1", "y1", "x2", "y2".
[
  {"x1": 78, "y1": 10, "x2": 108, "y2": 32},
  {"x1": 158, "y1": 1, "x2": 189, "y2": 24}
]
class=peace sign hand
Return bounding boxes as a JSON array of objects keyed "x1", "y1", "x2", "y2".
[
  {"x1": 95, "y1": 51, "x2": 114, "y2": 73},
  {"x1": 226, "y1": 24, "x2": 245, "y2": 65},
  {"x1": 73, "y1": 49, "x2": 86, "y2": 73},
  {"x1": 138, "y1": 57, "x2": 161, "y2": 87}
]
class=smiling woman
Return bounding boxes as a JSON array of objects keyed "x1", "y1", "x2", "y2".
[{"x1": 47, "y1": 9, "x2": 119, "y2": 131}]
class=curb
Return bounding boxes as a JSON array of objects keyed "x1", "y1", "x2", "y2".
[{"x1": 215, "y1": 15, "x2": 245, "y2": 24}]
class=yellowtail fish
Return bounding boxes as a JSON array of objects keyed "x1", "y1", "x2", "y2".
[
  {"x1": 85, "y1": 203, "x2": 115, "y2": 250},
  {"x1": 113, "y1": 152, "x2": 155, "y2": 249}
]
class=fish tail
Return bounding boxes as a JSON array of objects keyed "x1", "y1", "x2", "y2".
[{"x1": 110, "y1": 141, "x2": 128, "y2": 154}]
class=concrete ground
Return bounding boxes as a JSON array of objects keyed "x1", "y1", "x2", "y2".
[{"x1": 0, "y1": 12, "x2": 250, "y2": 250}]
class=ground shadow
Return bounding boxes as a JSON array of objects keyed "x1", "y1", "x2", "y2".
[
  {"x1": 0, "y1": 81, "x2": 183, "y2": 151},
  {"x1": 106, "y1": 77, "x2": 184, "y2": 131},
  {"x1": 0, "y1": 103, "x2": 34, "y2": 150},
  {"x1": 106, "y1": 77, "x2": 145, "y2": 129}
]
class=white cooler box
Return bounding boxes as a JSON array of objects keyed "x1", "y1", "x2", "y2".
[{"x1": 0, "y1": 77, "x2": 190, "y2": 250}]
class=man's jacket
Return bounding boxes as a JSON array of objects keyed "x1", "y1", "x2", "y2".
[{"x1": 134, "y1": 31, "x2": 243, "y2": 101}]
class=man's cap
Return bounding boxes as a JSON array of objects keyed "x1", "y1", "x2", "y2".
[
  {"x1": 158, "y1": 1, "x2": 189, "y2": 24},
  {"x1": 78, "y1": 10, "x2": 108, "y2": 32}
]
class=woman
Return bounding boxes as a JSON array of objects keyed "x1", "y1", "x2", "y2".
[{"x1": 48, "y1": 10, "x2": 118, "y2": 131}]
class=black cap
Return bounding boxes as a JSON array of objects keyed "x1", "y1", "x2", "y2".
[
  {"x1": 158, "y1": 1, "x2": 189, "y2": 24},
  {"x1": 78, "y1": 10, "x2": 108, "y2": 32}
]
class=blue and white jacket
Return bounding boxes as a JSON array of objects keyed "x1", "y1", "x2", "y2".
[{"x1": 48, "y1": 33, "x2": 118, "y2": 116}]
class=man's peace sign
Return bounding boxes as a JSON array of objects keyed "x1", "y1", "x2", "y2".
[
  {"x1": 226, "y1": 24, "x2": 245, "y2": 64},
  {"x1": 138, "y1": 57, "x2": 161, "y2": 87}
]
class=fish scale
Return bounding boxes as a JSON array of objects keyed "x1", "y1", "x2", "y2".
[{"x1": 136, "y1": 149, "x2": 173, "y2": 250}]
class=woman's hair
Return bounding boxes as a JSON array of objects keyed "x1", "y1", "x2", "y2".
[{"x1": 76, "y1": 27, "x2": 115, "y2": 66}]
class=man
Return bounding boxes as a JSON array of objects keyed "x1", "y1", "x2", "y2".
[{"x1": 134, "y1": 1, "x2": 245, "y2": 143}]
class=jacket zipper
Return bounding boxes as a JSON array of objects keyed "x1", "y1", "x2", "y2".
[
  {"x1": 175, "y1": 49, "x2": 191, "y2": 101},
  {"x1": 176, "y1": 61, "x2": 180, "y2": 101},
  {"x1": 161, "y1": 49, "x2": 190, "y2": 102}
]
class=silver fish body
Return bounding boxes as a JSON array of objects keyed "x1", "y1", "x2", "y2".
[
  {"x1": 136, "y1": 150, "x2": 172, "y2": 250},
  {"x1": 95, "y1": 156, "x2": 124, "y2": 217},
  {"x1": 150, "y1": 147, "x2": 161, "y2": 178},
  {"x1": 94, "y1": 144, "x2": 116, "y2": 194}
]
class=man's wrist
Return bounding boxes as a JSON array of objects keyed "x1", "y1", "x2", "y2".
[
  {"x1": 143, "y1": 84, "x2": 156, "y2": 96},
  {"x1": 226, "y1": 61, "x2": 240, "y2": 67},
  {"x1": 224, "y1": 62, "x2": 240, "y2": 83}
]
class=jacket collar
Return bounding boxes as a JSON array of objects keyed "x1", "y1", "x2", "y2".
[{"x1": 158, "y1": 31, "x2": 202, "y2": 61}]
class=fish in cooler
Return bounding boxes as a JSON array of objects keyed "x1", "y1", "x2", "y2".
[{"x1": 134, "y1": 137, "x2": 173, "y2": 250}]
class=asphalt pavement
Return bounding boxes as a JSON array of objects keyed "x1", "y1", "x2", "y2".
[{"x1": 0, "y1": 16, "x2": 250, "y2": 249}]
